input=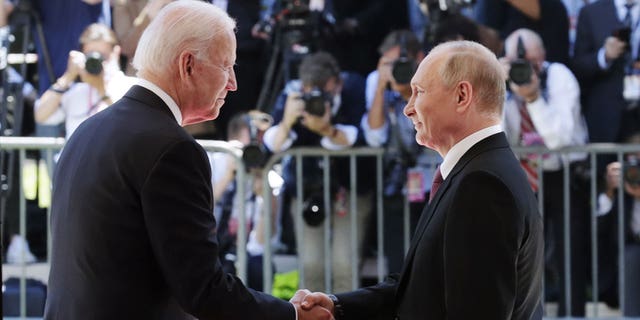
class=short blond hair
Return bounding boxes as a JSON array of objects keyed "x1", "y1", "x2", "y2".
[{"x1": 430, "y1": 41, "x2": 506, "y2": 116}]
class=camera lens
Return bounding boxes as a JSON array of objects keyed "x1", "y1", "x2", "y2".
[
  {"x1": 392, "y1": 58, "x2": 415, "y2": 85},
  {"x1": 301, "y1": 87, "x2": 327, "y2": 117},
  {"x1": 509, "y1": 59, "x2": 532, "y2": 85},
  {"x1": 85, "y1": 51, "x2": 104, "y2": 75},
  {"x1": 302, "y1": 193, "x2": 325, "y2": 227},
  {"x1": 242, "y1": 144, "x2": 266, "y2": 169}
]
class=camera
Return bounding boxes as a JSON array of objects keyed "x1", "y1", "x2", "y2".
[
  {"x1": 508, "y1": 36, "x2": 533, "y2": 86},
  {"x1": 624, "y1": 158, "x2": 640, "y2": 186},
  {"x1": 391, "y1": 33, "x2": 417, "y2": 85},
  {"x1": 302, "y1": 192, "x2": 325, "y2": 227},
  {"x1": 392, "y1": 57, "x2": 415, "y2": 85},
  {"x1": 241, "y1": 113, "x2": 272, "y2": 170},
  {"x1": 613, "y1": 27, "x2": 631, "y2": 44},
  {"x1": 84, "y1": 51, "x2": 104, "y2": 75},
  {"x1": 300, "y1": 87, "x2": 329, "y2": 117}
]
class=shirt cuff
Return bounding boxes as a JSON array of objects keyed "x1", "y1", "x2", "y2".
[
  {"x1": 320, "y1": 124, "x2": 358, "y2": 150},
  {"x1": 597, "y1": 192, "x2": 613, "y2": 216},
  {"x1": 597, "y1": 47, "x2": 611, "y2": 70}
]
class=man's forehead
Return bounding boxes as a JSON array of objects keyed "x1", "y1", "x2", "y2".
[{"x1": 412, "y1": 53, "x2": 441, "y2": 84}]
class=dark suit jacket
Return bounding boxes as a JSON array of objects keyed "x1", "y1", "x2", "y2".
[
  {"x1": 44, "y1": 85, "x2": 295, "y2": 320},
  {"x1": 336, "y1": 132, "x2": 544, "y2": 320},
  {"x1": 572, "y1": 0, "x2": 629, "y2": 143}
]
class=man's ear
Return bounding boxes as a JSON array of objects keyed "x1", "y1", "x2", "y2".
[
  {"x1": 455, "y1": 80, "x2": 473, "y2": 112},
  {"x1": 178, "y1": 51, "x2": 194, "y2": 79}
]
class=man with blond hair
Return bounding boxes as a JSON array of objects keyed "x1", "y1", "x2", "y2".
[{"x1": 293, "y1": 40, "x2": 544, "y2": 320}]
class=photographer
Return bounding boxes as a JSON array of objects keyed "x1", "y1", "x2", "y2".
[
  {"x1": 500, "y1": 28, "x2": 590, "y2": 316},
  {"x1": 209, "y1": 111, "x2": 278, "y2": 292},
  {"x1": 597, "y1": 133, "x2": 640, "y2": 316},
  {"x1": 263, "y1": 51, "x2": 372, "y2": 292},
  {"x1": 360, "y1": 29, "x2": 440, "y2": 274},
  {"x1": 34, "y1": 23, "x2": 136, "y2": 139}
]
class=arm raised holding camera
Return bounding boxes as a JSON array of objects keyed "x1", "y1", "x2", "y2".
[{"x1": 34, "y1": 50, "x2": 86, "y2": 123}]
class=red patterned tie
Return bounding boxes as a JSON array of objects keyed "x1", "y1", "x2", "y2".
[
  {"x1": 429, "y1": 168, "x2": 443, "y2": 203},
  {"x1": 518, "y1": 101, "x2": 539, "y2": 192}
]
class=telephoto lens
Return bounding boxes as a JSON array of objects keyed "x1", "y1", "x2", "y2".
[
  {"x1": 84, "y1": 51, "x2": 104, "y2": 75},
  {"x1": 508, "y1": 35, "x2": 532, "y2": 85}
]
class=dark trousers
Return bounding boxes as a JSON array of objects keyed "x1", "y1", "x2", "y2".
[
  {"x1": 381, "y1": 194, "x2": 425, "y2": 275},
  {"x1": 624, "y1": 243, "x2": 640, "y2": 316},
  {"x1": 542, "y1": 166, "x2": 590, "y2": 316}
]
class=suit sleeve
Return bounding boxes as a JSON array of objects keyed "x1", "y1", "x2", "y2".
[
  {"x1": 571, "y1": 7, "x2": 605, "y2": 83},
  {"x1": 335, "y1": 277, "x2": 397, "y2": 320},
  {"x1": 140, "y1": 139, "x2": 295, "y2": 320},
  {"x1": 443, "y1": 171, "x2": 523, "y2": 319}
]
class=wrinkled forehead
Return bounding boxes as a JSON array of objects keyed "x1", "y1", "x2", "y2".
[
  {"x1": 211, "y1": 29, "x2": 237, "y2": 63},
  {"x1": 411, "y1": 51, "x2": 443, "y2": 87}
]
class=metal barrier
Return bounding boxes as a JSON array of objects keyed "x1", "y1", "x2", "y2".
[
  {"x1": 0, "y1": 136, "x2": 247, "y2": 319},
  {"x1": 3, "y1": 136, "x2": 640, "y2": 319}
]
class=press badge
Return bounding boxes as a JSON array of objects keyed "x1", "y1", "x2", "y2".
[{"x1": 407, "y1": 168, "x2": 425, "y2": 203}]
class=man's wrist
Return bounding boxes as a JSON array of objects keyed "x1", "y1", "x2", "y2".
[
  {"x1": 327, "y1": 294, "x2": 344, "y2": 319},
  {"x1": 50, "y1": 80, "x2": 71, "y2": 94}
]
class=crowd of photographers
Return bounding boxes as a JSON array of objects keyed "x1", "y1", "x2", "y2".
[{"x1": 3, "y1": 0, "x2": 640, "y2": 317}]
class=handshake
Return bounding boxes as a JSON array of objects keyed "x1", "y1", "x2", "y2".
[{"x1": 290, "y1": 289, "x2": 338, "y2": 320}]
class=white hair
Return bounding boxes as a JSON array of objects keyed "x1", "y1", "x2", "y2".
[{"x1": 132, "y1": 0, "x2": 236, "y2": 77}]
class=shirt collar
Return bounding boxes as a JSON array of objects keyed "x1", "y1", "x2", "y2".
[
  {"x1": 439, "y1": 124, "x2": 502, "y2": 179},
  {"x1": 136, "y1": 78, "x2": 183, "y2": 125}
]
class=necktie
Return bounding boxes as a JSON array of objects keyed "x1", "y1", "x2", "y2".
[
  {"x1": 518, "y1": 101, "x2": 540, "y2": 192},
  {"x1": 428, "y1": 168, "x2": 443, "y2": 203},
  {"x1": 624, "y1": 3, "x2": 634, "y2": 29}
]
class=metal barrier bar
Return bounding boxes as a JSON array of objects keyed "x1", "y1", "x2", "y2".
[
  {"x1": 196, "y1": 140, "x2": 246, "y2": 282},
  {"x1": 591, "y1": 152, "x2": 600, "y2": 316},
  {"x1": 617, "y1": 151, "x2": 626, "y2": 315},
  {"x1": 376, "y1": 154, "x2": 385, "y2": 282},
  {"x1": 349, "y1": 155, "x2": 359, "y2": 290},
  {"x1": 563, "y1": 156, "x2": 572, "y2": 316},
  {"x1": 323, "y1": 153, "x2": 331, "y2": 292},
  {"x1": 259, "y1": 147, "x2": 386, "y2": 293},
  {"x1": 5, "y1": 137, "x2": 640, "y2": 318}
]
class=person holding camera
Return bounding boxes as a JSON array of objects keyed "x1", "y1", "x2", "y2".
[
  {"x1": 572, "y1": 0, "x2": 639, "y2": 145},
  {"x1": 597, "y1": 132, "x2": 640, "y2": 316},
  {"x1": 500, "y1": 28, "x2": 590, "y2": 316},
  {"x1": 34, "y1": 23, "x2": 136, "y2": 139},
  {"x1": 263, "y1": 51, "x2": 372, "y2": 293},
  {"x1": 360, "y1": 29, "x2": 441, "y2": 274},
  {"x1": 209, "y1": 110, "x2": 278, "y2": 292}
]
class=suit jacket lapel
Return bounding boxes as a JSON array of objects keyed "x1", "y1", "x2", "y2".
[{"x1": 395, "y1": 132, "x2": 509, "y2": 300}]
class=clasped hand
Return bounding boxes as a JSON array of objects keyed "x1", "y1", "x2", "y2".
[{"x1": 290, "y1": 289, "x2": 335, "y2": 320}]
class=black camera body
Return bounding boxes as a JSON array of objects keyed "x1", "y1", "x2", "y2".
[
  {"x1": 392, "y1": 57, "x2": 415, "y2": 85},
  {"x1": 391, "y1": 33, "x2": 417, "y2": 85},
  {"x1": 625, "y1": 159, "x2": 640, "y2": 186},
  {"x1": 84, "y1": 51, "x2": 104, "y2": 75},
  {"x1": 508, "y1": 36, "x2": 532, "y2": 86},
  {"x1": 300, "y1": 87, "x2": 330, "y2": 117},
  {"x1": 241, "y1": 114, "x2": 269, "y2": 170}
]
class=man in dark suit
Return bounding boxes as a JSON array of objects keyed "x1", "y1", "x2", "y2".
[
  {"x1": 44, "y1": 2, "x2": 331, "y2": 320},
  {"x1": 292, "y1": 40, "x2": 544, "y2": 319},
  {"x1": 572, "y1": 0, "x2": 634, "y2": 145}
]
